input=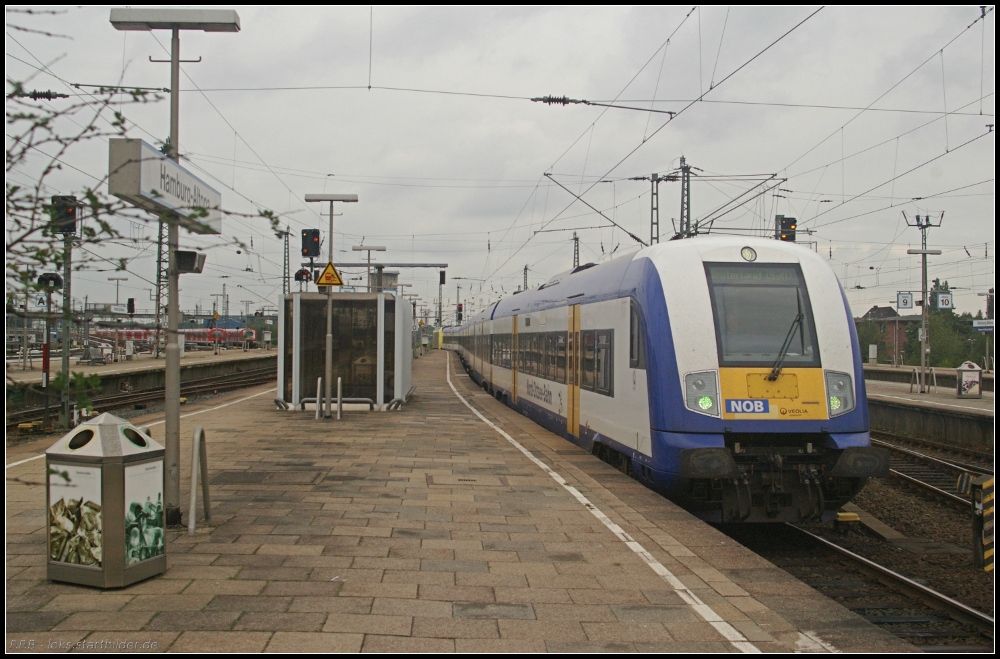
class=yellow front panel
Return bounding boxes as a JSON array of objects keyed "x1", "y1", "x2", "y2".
[{"x1": 720, "y1": 368, "x2": 827, "y2": 420}]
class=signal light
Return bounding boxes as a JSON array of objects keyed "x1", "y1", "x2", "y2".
[
  {"x1": 294, "y1": 268, "x2": 312, "y2": 282},
  {"x1": 301, "y1": 229, "x2": 320, "y2": 257},
  {"x1": 127, "y1": 298, "x2": 135, "y2": 315},
  {"x1": 457, "y1": 303, "x2": 464, "y2": 323},
  {"x1": 50, "y1": 195, "x2": 78, "y2": 234},
  {"x1": 777, "y1": 215, "x2": 797, "y2": 242}
]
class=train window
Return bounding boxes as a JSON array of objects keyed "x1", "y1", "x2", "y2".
[
  {"x1": 581, "y1": 330, "x2": 596, "y2": 391},
  {"x1": 567, "y1": 331, "x2": 576, "y2": 387},
  {"x1": 531, "y1": 333, "x2": 540, "y2": 377},
  {"x1": 705, "y1": 263, "x2": 820, "y2": 368},
  {"x1": 629, "y1": 300, "x2": 645, "y2": 370},
  {"x1": 595, "y1": 330, "x2": 613, "y2": 396},
  {"x1": 555, "y1": 333, "x2": 567, "y2": 383},
  {"x1": 541, "y1": 333, "x2": 552, "y2": 380}
]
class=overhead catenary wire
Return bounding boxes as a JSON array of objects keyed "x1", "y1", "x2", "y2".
[{"x1": 488, "y1": 6, "x2": 824, "y2": 285}]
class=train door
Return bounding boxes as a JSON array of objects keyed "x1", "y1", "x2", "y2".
[
  {"x1": 512, "y1": 316, "x2": 518, "y2": 404},
  {"x1": 487, "y1": 320, "x2": 493, "y2": 387},
  {"x1": 566, "y1": 305, "x2": 581, "y2": 436}
]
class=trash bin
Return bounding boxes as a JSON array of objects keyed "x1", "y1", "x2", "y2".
[
  {"x1": 46, "y1": 413, "x2": 166, "y2": 588},
  {"x1": 956, "y1": 361, "x2": 983, "y2": 399}
]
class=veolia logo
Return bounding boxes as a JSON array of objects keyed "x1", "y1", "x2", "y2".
[{"x1": 726, "y1": 399, "x2": 769, "y2": 413}]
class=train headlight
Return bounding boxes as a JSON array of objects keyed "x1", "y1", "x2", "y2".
[
  {"x1": 825, "y1": 370, "x2": 855, "y2": 417},
  {"x1": 685, "y1": 371, "x2": 720, "y2": 417}
]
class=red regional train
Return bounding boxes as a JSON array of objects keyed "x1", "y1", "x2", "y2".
[{"x1": 91, "y1": 327, "x2": 256, "y2": 345}]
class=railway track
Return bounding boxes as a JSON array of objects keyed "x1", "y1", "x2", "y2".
[
  {"x1": 722, "y1": 523, "x2": 994, "y2": 652},
  {"x1": 873, "y1": 435, "x2": 994, "y2": 506},
  {"x1": 6, "y1": 367, "x2": 276, "y2": 431}
]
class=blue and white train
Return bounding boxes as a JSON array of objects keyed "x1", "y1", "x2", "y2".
[{"x1": 445, "y1": 236, "x2": 888, "y2": 523}]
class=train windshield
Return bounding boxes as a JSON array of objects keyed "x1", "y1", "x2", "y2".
[{"x1": 704, "y1": 263, "x2": 820, "y2": 368}]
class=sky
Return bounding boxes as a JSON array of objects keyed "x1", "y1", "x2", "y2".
[{"x1": 5, "y1": 6, "x2": 996, "y2": 323}]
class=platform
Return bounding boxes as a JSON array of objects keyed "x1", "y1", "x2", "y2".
[
  {"x1": 7, "y1": 348, "x2": 276, "y2": 387},
  {"x1": 6, "y1": 351, "x2": 915, "y2": 652},
  {"x1": 864, "y1": 378, "x2": 994, "y2": 417}
]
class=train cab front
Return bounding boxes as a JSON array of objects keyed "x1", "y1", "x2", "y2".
[{"x1": 647, "y1": 241, "x2": 888, "y2": 523}]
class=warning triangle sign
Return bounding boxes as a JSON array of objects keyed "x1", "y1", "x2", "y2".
[{"x1": 316, "y1": 262, "x2": 344, "y2": 287}]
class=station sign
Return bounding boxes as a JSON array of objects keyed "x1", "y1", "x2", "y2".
[
  {"x1": 973, "y1": 319, "x2": 994, "y2": 333},
  {"x1": 108, "y1": 138, "x2": 222, "y2": 235},
  {"x1": 896, "y1": 292, "x2": 914, "y2": 310},
  {"x1": 936, "y1": 291, "x2": 954, "y2": 310}
]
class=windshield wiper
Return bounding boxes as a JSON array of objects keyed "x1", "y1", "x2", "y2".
[{"x1": 767, "y1": 313, "x2": 803, "y2": 381}]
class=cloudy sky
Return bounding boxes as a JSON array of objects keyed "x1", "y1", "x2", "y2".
[{"x1": 6, "y1": 6, "x2": 995, "y2": 321}]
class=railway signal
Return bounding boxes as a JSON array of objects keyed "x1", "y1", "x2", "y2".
[
  {"x1": 301, "y1": 229, "x2": 320, "y2": 257},
  {"x1": 49, "y1": 195, "x2": 78, "y2": 234},
  {"x1": 776, "y1": 215, "x2": 797, "y2": 242},
  {"x1": 457, "y1": 303, "x2": 463, "y2": 323}
]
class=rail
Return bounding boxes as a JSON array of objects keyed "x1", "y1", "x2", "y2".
[
  {"x1": 789, "y1": 525, "x2": 994, "y2": 635},
  {"x1": 7, "y1": 366, "x2": 277, "y2": 431},
  {"x1": 873, "y1": 437, "x2": 993, "y2": 506}
]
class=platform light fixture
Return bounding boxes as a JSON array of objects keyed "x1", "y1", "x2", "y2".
[
  {"x1": 305, "y1": 193, "x2": 359, "y2": 418},
  {"x1": 110, "y1": 7, "x2": 240, "y2": 528}
]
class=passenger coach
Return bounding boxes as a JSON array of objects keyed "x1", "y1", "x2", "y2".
[{"x1": 446, "y1": 236, "x2": 887, "y2": 523}]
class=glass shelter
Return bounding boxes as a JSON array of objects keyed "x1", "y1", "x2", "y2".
[{"x1": 278, "y1": 292, "x2": 413, "y2": 409}]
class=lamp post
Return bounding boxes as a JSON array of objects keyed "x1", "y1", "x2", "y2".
[
  {"x1": 111, "y1": 7, "x2": 240, "y2": 527},
  {"x1": 352, "y1": 245, "x2": 386, "y2": 291},
  {"x1": 904, "y1": 212, "x2": 943, "y2": 394},
  {"x1": 108, "y1": 276, "x2": 129, "y2": 305},
  {"x1": 305, "y1": 193, "x2": 359, "y2": 418}
]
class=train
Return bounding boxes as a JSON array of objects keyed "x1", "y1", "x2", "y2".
[
  {"x1": 444, "y1": 236, "x2": 888, "y2": 523},
  {"x1": 90, "y1": 327, "x2": 256, "y2": 346}
]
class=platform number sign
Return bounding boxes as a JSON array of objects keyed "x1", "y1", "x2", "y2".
[
  {"x1": 897, "y1": 292, "x2": 914, "y2": 310},
  {"x1": 936, "y1": 291, "x2": 954, "y2": 310}
]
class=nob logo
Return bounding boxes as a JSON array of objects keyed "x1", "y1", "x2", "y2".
[{"x1": 726, "y1": 399, "x2": 769, "y2": 414}]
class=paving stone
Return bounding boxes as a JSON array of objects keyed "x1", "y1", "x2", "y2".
[
  {"x1": 74, "y1": 632, "x2": 179, "y2": 653},
  {"x1": 181, "y1": 580, "x2": 266, "y2": 596},
  {"x1": 411, "y1": 617, "x2": 499, "y2": 639},
  {"x1": 497, "y1": 619, "x2": 586, "y2": 640},
  {"x1": 371, "y1": 597, "x2": 453, "y2": 618},
  {"x1": 322, "y1": 614, "x2": 411, "y2": 636},
  {"x1": 233, "y1": 612, "x2": 326, "y2": 632},
  {"x1": 6, "y1": 594, "x2": 56, "y2": 612},
  {"x1": 456, "y1": 637, "x2": 547, "y2": 652},
  {"x1": 494, "y1": 587, "x2": 572, "y2": 604},
  {"x1": 206, "y1": 595, "x2": 291, "y2": 612},
  {"x1": 51, "y1": 612, "x2": 154, "y2": 631},
  {"x1": 583, "y1": 621, "x2": 674, "y2": 643},
  {"x1": 335, "y1": 582, "x2": 417, "y2": 599},
  {"x1": 6, "y1": 612, "x2": 70, "y2": 633},
  {"x1": 168, "y1": 631, "x2": 271, "y2": 652},
  {"x1": 417, "y1": 585, "x2": 494, "y2": 602},
  {"x1": 533, "y1": 603, "x2": 618, "y2": 622},
  {"x1": 611, "y1": 604, "x2": 700, "y2": 623},
  {"x1": 546, "y1": 640, "x2": 637, "y2": 652},
  {"x1": 360, "y1": 635, "x2": 455, "y2": 652},
  {"x1": 41, "y1": 594, "x2": 133, "y2": 613},
  {"x1": 120, "y1": 594, "x2": 214, "y2": 612},
  {"x1": 287, "y1": 597, "x2": 372, "y2": 614},
  {"x1": 144, "y1": 611, "x2": 240, "y2": 632},
  {"x1": 453, "y1": 602, "x2": 535, "y2": 620},
  {"x1": 264, "y1": 632, "x2": 363, "y2": 653}
]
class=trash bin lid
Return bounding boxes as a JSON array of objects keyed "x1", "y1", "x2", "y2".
[
  {"x1": 957, "y1": 361, "x2": 983, "y2": 371},
  {"x1": 46, "y1": 413, "x2": 163, "y2": 459}
]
